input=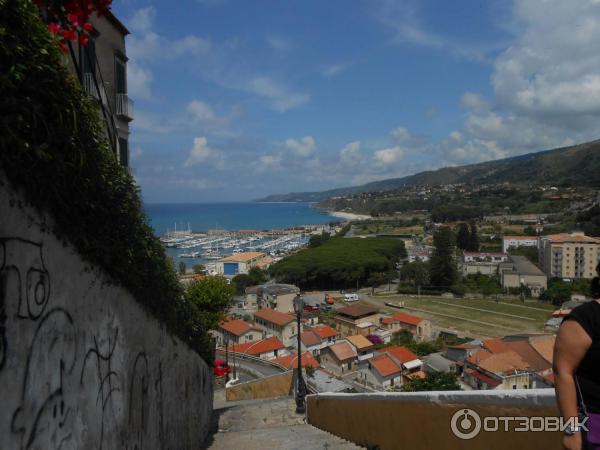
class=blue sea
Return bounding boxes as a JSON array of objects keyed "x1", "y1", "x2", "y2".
[{"x1": 144, "y1": 202, "x2": 336, "y2": 236}]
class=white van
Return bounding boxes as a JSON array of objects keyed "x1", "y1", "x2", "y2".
[{"x1": 344, "y1": 293, "x2": 359, "y2": 302}]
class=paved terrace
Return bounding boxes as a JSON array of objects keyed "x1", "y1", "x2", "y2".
[{"x1": 204, "y1": 391, "x2": 360, "y2": 449}]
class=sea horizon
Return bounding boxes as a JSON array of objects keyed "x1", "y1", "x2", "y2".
[{"x1": 144, "y1": 201, "x2": 338, "y2": 236}]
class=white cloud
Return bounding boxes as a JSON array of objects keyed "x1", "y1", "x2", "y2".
[
  {"x1": 247, "y1": 77, "x2": 310, "y2": 112},
  {"x1": 284, "y1": 136, "x2": 316, "y2": 157},
  {"x1": 127, "y1": 7, "x2": 211, "y2": 62},
  {"x1": 339, "y1": 141, "x2": 363, "y2": 167},
  {"x1": 266, "y1": 35, "x2": 293, "y2": 51},
  {"x1": 129, "y1": 7, "x2": 155, "y2": 32},
  {"x1": 127, "y1": 61, "x2": 153, "y2": 100},
  {"x1": 184, "y1": 137, "x2": 225, "y2": 167},
  {"x1": 186, "y1": 100, "x2": 216, "y2": 122},
  {"x1": 460, "y1": 92, "x2": 490, "y2": 112},
  {"x1": 374, "y1": 146, "x2": 403, "y2": 165},
  {"x1": 322, "y1": 63, "x2": 350, "y2": 78},
  {"x1": 390, "y1": 127, "x2": 411, "y2": 142}
]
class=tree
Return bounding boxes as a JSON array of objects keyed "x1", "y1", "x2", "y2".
[
  {"x1": 308, "y1": 232, "x2": 331, "y2": 248},
  {"x1": 248, "y1": 266, "x2": 268, "y2": 285},
  {"x1": 456, "y1": 223, "x2": 470, "y2": 250},
  {"x1": 468, "y1": 221, "x2": 479, "y2": 251},
  {"x1": 539, "y1": 279, "x2": 573, "y2": 305},
  {"x1": 185, "y1": 277, "x2": 235, "y2": 331},
  {"x1": 400, "y1": 261, "x2": 429, "y2": 287},
  {"x1": 523, "y1": 226, "x2": 537, "y2": 236},
  {"x1": 429, "y1": 227, "x2": 456, "y2": 288},
  {"x1": 193, "y1": 264, "x2": 205, "y2": 274},
  {"x1": 178, "y1": 261, "x2": 187, "y2": 275},
  {"x1": 402, "y1": 372, "x2": 461, "y2": 392},
  {"x1": 232, "y1": 273, "x2": 259, "y2": 295}
]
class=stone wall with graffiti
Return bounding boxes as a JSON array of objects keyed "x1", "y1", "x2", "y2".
[{"x1": 0, "y1": 175, "x2": 213, "y2": 449}]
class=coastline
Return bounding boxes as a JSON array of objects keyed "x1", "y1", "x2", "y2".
[{"x1": 328, "y1": 210, "x2": 371, "y2": 221}]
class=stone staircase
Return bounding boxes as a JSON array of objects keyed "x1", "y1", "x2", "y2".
[{"x1": 203, "y1": 392, "x2": 361, "y2": 449}]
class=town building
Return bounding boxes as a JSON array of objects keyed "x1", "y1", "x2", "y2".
[
  {"x1": 216, "y1": 252, "x2": 270, "y2": 276},
  {"x1": 310, "y1": 324, "x2": 338, "y2": 346},
  {"x1": 300, "y1": 330, "x2": 324, "y2": 356},
  {"x1": 214, "y1": 318, "x2": 261, "y2": 347},
  {"x1": 254, "y1": 284, "x2": 300, "y2": 313},
  {"x1": 345, "y1": 335, "x2": 375, "y2": 365},
  {"x1": 422, "y1": 352, "x2": 456, "y2": 374},
  {"x1": 333, "y1": 305, "x2": 380, "y2": 337},
  {"x1": 539, "y1": 232, "x2": 600, "y2": 279},
  {"x1": 227, "y1": 336, "x2": 288, "y2": 360},
  {"x1": 364, "y1": 354, "x2": 403, "y2": 389},
  {"x1": 502, "y1": 236, "x2": 539, "y2": 253},
  {"x1": 498, "y1": 255, "x2": 547, "y2": 297},
  {"x1": 69, "y1": 11, "x2": 133, "y2": 167},
  {"x1": 380, "y1": 312, "x2": 433, "y2": 341},
  {"x1": 253, "y1": 308, "x2": 297, "y2": 347},
  {"x1": 460, "y1": 251, "x2": 508, "y2": 276},
  {"x1": 320, "y1": 341, "x2": 358, "y2": 376},
  {"x1": 383, "y1": 346, "x2": 423, "y2": 378}
]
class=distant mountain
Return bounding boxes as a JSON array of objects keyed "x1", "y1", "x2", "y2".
[{"x1": 256, "y1": 140, "x2": 600, "y2": 202}]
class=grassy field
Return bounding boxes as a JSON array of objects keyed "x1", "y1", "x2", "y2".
[{"x1": 362, "y1": 294, "x2": 555, "y2": 339}]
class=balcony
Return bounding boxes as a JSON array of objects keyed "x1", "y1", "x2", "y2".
[
  {"x1": 306, "y1": 389, "x2": 561, "y2": 449},
  {"x1": 115, "y1": 93, "x2": 134, "y2": 120}
]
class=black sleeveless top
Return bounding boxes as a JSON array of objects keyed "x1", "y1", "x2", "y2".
[{"x1": 565, "y1": 301, "x2": 600, "y2": 413}]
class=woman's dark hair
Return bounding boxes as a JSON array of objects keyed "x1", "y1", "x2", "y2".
[{"x1": 591, "y1": 277, "x2": 600, "y2": 299}]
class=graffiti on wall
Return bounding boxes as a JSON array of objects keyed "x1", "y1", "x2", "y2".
[{"x1": 0, "y1": 236, "x2": 212, "y2": 449}]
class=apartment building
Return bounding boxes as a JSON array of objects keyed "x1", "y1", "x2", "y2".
[
  {"x1": 253, "y1": 308, "x2": 297, "y2": 347},
  {"x1": 67, "y1": 11, "x2": 133, "y2": 167},
  {"x1": 539, "y1": 232, "x2": 600, "y2": 279}
]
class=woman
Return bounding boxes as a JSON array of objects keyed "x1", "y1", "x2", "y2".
[{"x1": 554, "y1": 275, "x2": 600, "y2": 450}]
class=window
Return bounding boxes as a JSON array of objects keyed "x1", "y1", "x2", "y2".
[
  {"x1": 115, "y1": 57, "x2": 127, "y2": 94},
  {"x1": 82, "y1": 37, "x2": 96, "y2": 74},
  {"x1": 118, "y1": 137, "x2": 128, "y2": 167}
]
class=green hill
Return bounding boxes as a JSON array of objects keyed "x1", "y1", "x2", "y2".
[{"x1": 256, "y1": 139, "x2": 600, "y2": 202}]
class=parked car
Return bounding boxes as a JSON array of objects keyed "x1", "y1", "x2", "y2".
[
  {"x1": 213, "y1": 359, "x2": 231, "y2": 377},
  {"x1": 325, "y1": 295, "x2": 335, "y2": 305},
  {"x1": 344, "y1": 293, "x2": 359, "y2": 302}
]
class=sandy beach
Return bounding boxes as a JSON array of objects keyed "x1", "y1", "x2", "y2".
[{"x1": 329, "y1": 210, "x2": 371, "y2": 221}]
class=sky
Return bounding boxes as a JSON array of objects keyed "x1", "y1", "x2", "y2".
[{"x1": 112, "y1": 0, "x2": 600, "y2": 202}]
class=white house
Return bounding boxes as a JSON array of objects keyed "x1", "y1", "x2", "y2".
[{"x1": 502, "y1": 236, "x2": 539, "y2": 253}]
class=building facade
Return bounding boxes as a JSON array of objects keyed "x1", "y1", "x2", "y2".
[
  {"x1": 216, "y1": 252, "x2": 270, "y2": 276},
  {"x1": 69, "y1": 11, "x2": 133, "y2": 167},
  {"x1": 502, "y1": 236, "x2": 539, "y2": 253},
  {"x1": 539, "y1": 232, "x2": 600, "y2": 279},
  {"x1": 253, "y1": 308, "x2": 297, "y2": 347},
  {"x1": 498, "y1": 255, "x2": 547, "y2": 297}
]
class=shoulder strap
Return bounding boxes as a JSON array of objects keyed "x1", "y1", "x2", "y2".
[{"x1": 575, "y1": 375, "x2": 588, "y2": 416}]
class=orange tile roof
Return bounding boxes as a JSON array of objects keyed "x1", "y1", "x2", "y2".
[
  {"x1": 220, "y1": 252, "x2": 266, "y2": 262},
  {"x1": 387, "y1": 312, "x2": 424, "y2": 326},
  {"x1": 227, "y1": 336, "x2": 285, "y2": 356},
  {"x1": 346, "y1": 335, "x2": 374, "y2": 350},
  {"x1": 336, "y1": 304, "x2": 379, "y2": 318},
  {"x1": 327, "y1": 341, "x2": 357, "y2": 361},
  {"x1": 272, "y1": 352, "x2": 319, "y2": 369},
  {"x1": 220, "y1": 318, "x2": 254, "y2": 336},
  {"x1": 476, "y1": 351, "x2": 530, "y2": 375},
  {"x1": 370, "y1": 354, "x2": 402, "y2": 377},
  {"x1": 504, "y1": 340, "x2": 552, "y2": 372},
  {"x1": 256, "y1": 256, "x2": 274, "y2": 268},
  {"x1": 544, "y1": 234, "x2": 600, "y2": 243},
  {"x1": 312, "y1": 324, "x2": 337, "y2": 339},
  {"x1": 529, "y1": 337, "x2": 555, "y2": 365},
  {"x1": 465, "y1": 368, "x2": 502, "y2": 388},
  {"x1": 483, "y1": 339, "x2": 511, "y2": 354},
  {"x1": 466, "y1": 350, "x2": 494, "y2": 365},
  {"x1": 254, "y1": 308, "x2": 295, "y2": 326},
  {"x1": 384, "y1": 346, "x2": 418, "y2": 364},
  {"x1": 300, "y1": 330, "x2": 322, "y2": 347}
]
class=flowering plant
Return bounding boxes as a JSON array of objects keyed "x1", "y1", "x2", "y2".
[{"x1": 35, "y1": 0, "x2": 112, "y2": 53}]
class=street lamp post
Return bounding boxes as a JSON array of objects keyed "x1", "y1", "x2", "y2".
[{"x1": 293, "y1": 294, "x2": 307, "y2": 414}]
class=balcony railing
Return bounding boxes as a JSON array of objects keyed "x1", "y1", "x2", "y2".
[{"x1": 115, "y1": 93, "x2": 134, "y2": 120}]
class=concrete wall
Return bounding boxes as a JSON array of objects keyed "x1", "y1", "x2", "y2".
[
  {"x1": 0, "y1": 175, "x2": 213, "y2": 449},
  {"x1": 307, "y1": 390, "x2": 561, "y2": 450},
  {"x1": 226, "y1": 371, "x2": 293, "y2": 402}
]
